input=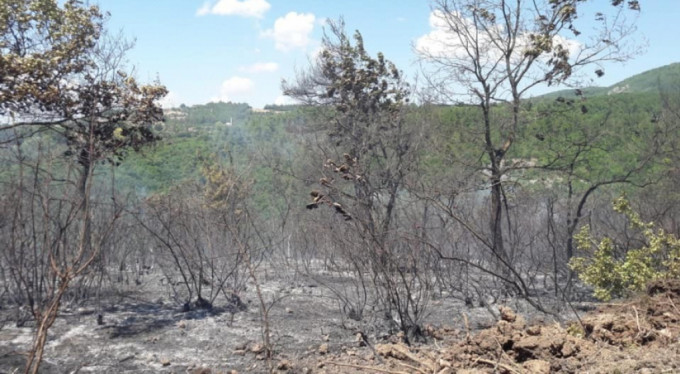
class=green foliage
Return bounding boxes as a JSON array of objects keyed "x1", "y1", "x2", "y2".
[
  {"x1": 283, "y1": 19, "x2": 409, "y2": 156},
  {"x1": 419, "y1": 90, "x2": 667, "y2": 191},
  {"x1": 0, "y1": 0, "x2": 103, "y2": 115},
  {"x1": 199, "y1": 154, "x2": 250, "y2": 213},
  {"x1": 165, "y1": 102, "x2": 251, "y2": 127},
  {"x1": 613, "y1": 62, "x2": 680, "y2": 94},
  {"x1": 570, "y1": 196, "x2": 680, "y2": 300},
  {"x1": 566, "y1": 323, "x2": 585, "y2": 338},
  {"x1": 262, "y1": 104, "x2": 302, "y2": 112},
  {"x1": 107, "y1": 65, "x2": 678, "y2": 225},
  {"x1": 519, "y1": 93, "x2": 659, "y2": 174},
  {"x1": 283, "y1": 19, "x2": 414, "y2": 229},
  {"x1": 536, "y1": 62, "x2": 680, "y2": 100},
  {"x1": 1, "y1": 0, "x2": 168, "y2": 173},
  {"x1": 115, "y1": 137, "x2": 211, "y2": 193}
]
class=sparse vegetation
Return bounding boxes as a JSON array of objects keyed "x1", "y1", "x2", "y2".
[
  {"x1": 2, "y1": 0, "x2": 680, "y2": 373},
  {"x1": 570, "y1": 195, "x2": 680, "y2": 300}
]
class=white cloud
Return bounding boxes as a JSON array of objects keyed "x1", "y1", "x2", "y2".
[
  {"x1": 196, "y1": 0, "x2": 270, "y2": 18},
  {"x1": 196, "y1": 2, "x2": 211, "y2": 16},
  {"x1": 262, "y1": 12, "x2": 316, "y2": 51},
  {"x1": 212, "y1": 76, "x2": 254, "y2": 102},
  {"x1": 159, "y1": 90, "x2": 180, "y2": 108},
  {"x1": 416, "y1": 10, "x2": 582, "y2": 65},
  {"x1": 307, "y1": 44, "x2": 324, "y2": 62},
  {"x1": 274, "y1": 95, "x2": 296, "y2": 106},
  {"x1": 239, "y1": 62, "x2": 279, "y2": 73},
  {"x1": 416, "y1": 11, "x2": 492, "y2": 61}
]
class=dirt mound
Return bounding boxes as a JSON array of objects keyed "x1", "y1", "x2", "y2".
[
  {"x1": 647, "y1": 278, "x2": 680, "y2": 297},
  {"x1": 439, "y1": 306, "x2": 593, "y2": 373},
  {"x1": 583, "y1": 279, "x2": 680, "y2": 349},
  {"x1": 298, "y1": 283, "x2": 680, "y2": 373}
]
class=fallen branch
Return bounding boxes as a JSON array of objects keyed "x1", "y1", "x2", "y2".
[
  {"x1": 632, "y1": 306, "x2": 642, "y2": 333},
  {"x1": 389, "y1": 344, "x2": 435, "y2": 372},
  {"x1": 393, "y1": 361, "x2": 428, "y2": 374},
  {"x1": 474, "y1": 358, "x2": 522, "y2": 374},
  {"x1": 461, "y1": 312, "x2": 471, "y2": 342},
  {"x1": 325, "y1": 361, "x2": 409, "y2": 374},
  {"x1": 668, "y1": 296, "x2": 680, "y2": 316}
]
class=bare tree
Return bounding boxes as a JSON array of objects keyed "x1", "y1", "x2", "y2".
[{"x1": 138, "y1": 156, "x2": 251, "y2": 310}]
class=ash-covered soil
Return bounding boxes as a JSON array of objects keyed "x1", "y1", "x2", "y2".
[
  {"x1": 0, "y1": 267, "x2": 524, "y2": 374},
  {"x1": 5, "y1": 271, "x2": 677, "y2": 373}
]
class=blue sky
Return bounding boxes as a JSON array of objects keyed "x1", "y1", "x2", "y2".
[{"x1": 96, "y1": 0, "x2": 680, "y2": 108}]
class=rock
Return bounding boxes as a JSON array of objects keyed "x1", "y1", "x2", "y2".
[
  {"x1": 277, "y1": 359, "x2": 292, "y2": 370},
  {"x1": 499, "y1": 306, "x2": 517, "y2": 322},
  {"x1": 561, "y1": 339, "x2": 579, "y2": 357},
  {"x1": 190, "y1": 368, "x2": 212, "y2": 374},
  {"x1": 375, "y1": 343, "x2": 411, "y2": 360},
  {"x1": 514, "y1": 335, "x2": 552, "y2": 358},
  {"x1": 233, "y1": 349, "x2": 246, "y2": 356},
  {"x1": 176, "y1": 320, "x2": 187, "y2": 329},
  {"x1": 285, "y1": 307, "x2": 293, "y2": 314},
  {"x1": 355, "y1": 332, "x2": 367, "y2": 347},
  {"x1": 523, "y1": 359, "x2": 551, "y2": 373},
  {"x1": 526, "y1": 325, "x2": 542, "y2": 336},
  {"x1": 424, "y1": 323, "x2": 436, "y2": 335},
  {"x1": 160, "y1": 358, "x2": 171, "y2": 367},
  {"x1": 441, "y1": 324, "x2": 455, "y2": 332},
  {"x1": 300, "y1": 367, "x2": 312, "y2": 374},
  {"x1": 318, "y1": 343, "x2": 329, "y2": 355},
  {"x1": 251, "y1": 343, "x2": 265, "y2": 354},
  {"x1": 513, "y1": 315, "x2": 527, "y2": 330},
  {"x1": 476, "y1": 329, "x2": 508, "y2": 351},
  {"x1": 658, "y1": 328, "x2": 673, "y2": 339},
  {"x1": 497, "y1": 320, "x2": 514, "y2": 335}
]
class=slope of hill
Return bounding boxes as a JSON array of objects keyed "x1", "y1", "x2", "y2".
[{"x1": 537, "y1": 62, "x2": 680, "y2": 99}]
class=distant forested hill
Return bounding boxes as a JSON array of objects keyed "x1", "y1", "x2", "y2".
[
  {"x1": 536, "y1": 62, "x2": 680, "y2": 99},
  {"x1": 110, "y1": 62, "x2": 678, "y2": 204}
]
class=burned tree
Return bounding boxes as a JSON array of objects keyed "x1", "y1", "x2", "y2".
[
  {"x1": 285, "y1": 20, "x2": 433, "y2": 341},
  {"x1": 417, "y1": 0, "x2": 642, "y2": 282},
  {"x1": 0, "y1": 1, "x2": 166, "y2": 373}
]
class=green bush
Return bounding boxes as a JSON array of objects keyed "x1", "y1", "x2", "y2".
[{"x1": 570, "y1": 196, "x2": 680, "y2": 300}]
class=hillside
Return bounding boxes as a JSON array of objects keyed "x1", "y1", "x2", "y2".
[{"x1": 537, "y1": 62, "x2": 680, "y2": 99}]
